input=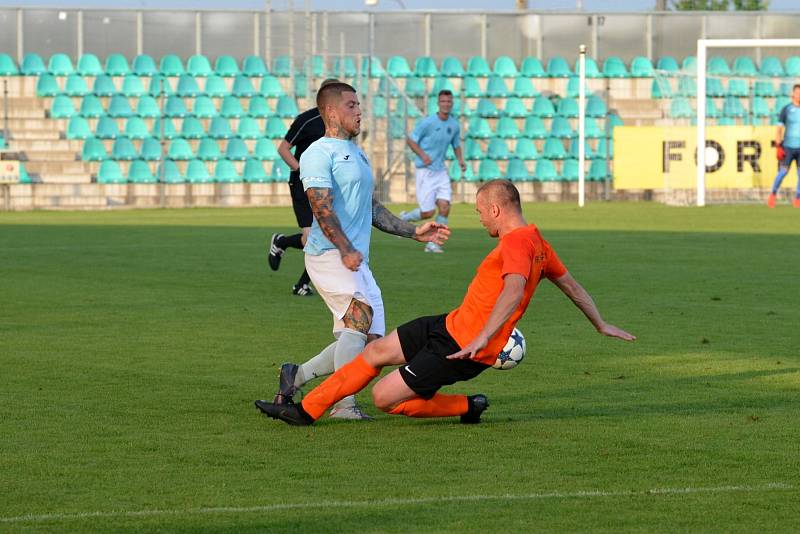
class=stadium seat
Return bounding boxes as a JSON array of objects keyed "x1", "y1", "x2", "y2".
[
  {"x1": 532, "y1": 96, "x2": 555, "y2": 118},
  {"x1": 121, "y1": 74, "x2": 146, "y2": 97},
  {"x1": 550, "y1": 116, "x2": 576, "y2": 138},
  {"x1": 159, "y1": 54, "x2": 185, "y2": 76},
  {"x1": 754, "y1": 80, "x2": 776, "y2": 97},
  {"x1": 557, "y1": 97, "x2": 579, "y2": 118},
  {"x1": 566, "y1": 76, "x2": 590, "y2": 98},
  {"x1": 561, "y1": 158, "x2": 579, "y2": 181},
  {"x1": 759, "y1": 56, "x2": 784, "y2": 77},
  {"x1": 195, "y1": 137, "x2": 221, "y2": 161},
  {"x1": 124, "y1": 117, "x2": 150, "y2": 139},
  {"x1": 387, "y1": 56, "x2": 412, "y2": 77},
  {"x1": 405, "y1": 77, "x2": 427, "y2": 98},
  {"x1": 440, "y1": 56, "x2": 465, "y2": 77},
  {"x1": 242, "y1": 55, "x2": 268, "y2": 77},
  {"x1": 785, "y1": 56, "x2": 800, "y2": 77},
  {"x1": 595, "y1": 137, "x2": 609, "y2": 159},
  {"x1": 505, "y1": 158, "x2": 530, "y2": 182},
  {"x1": 180, "y1": 116, "x2": 205, "y2": 139},
  {"x1": 495, "y1": 116, "x2": 521, "y2": 139},
  {"x1": 682, "y1": 56, "x2": 696, "y2": 72},
  {"x1": 520, "y1": 56, "x2": 546, "y2": 78},
  {"x1": 779, "y1": 82, "x2": 793, "y2": 97},
  {"x1": 303, "y1": 55, "x2": 326, "y2": 77},
  {"x1": 414, "y1": 56, "x2": 438, "y2": 78},
  {"x1": 208, "y1": 116, "x2": 234, "y2": 139},
  {"x1": 245, "y1": 96, "x2": 272, "y2": 118},
  {"x1": 97, "y1": 160, "x2": 125, "y2": 183},
  {"x1": 584, "y1": 117, "x2": 603, "y2": 138},
  {"x1": 64, "y1": 74, "x2": 89, "y2": 96},
  {"x1": 568, "y1": 138, "x2": 594, "y2": 160},
  {"x1": 476, "y1": 98, "x2": 500, "y2": 118},
  {"x1": 463, "y1": 139, "x2": 484, "y2": 160},
  {"x1": 677, "y1": 76, "x2": 696, "y2": 97},
  {"x1": 79, "y1": 95, "x2": 104, "y2": 118},
  {"x1": 294, "y1": 73, "x2": 309, "y2": 97},
  {"x1": 92, "y1": 74, "x2": 117, "y2": 97},
  {"x1": 510, "y1": 77, "x2": 537, "y2": 98},
  {"x1": 707, "y1": 56, "x2": 731, "y2": 76},
  {"x1": 0, "y1": 53, "x2": 18, "y2": 75},
  {"x1": 273, "y1": 56, "x2": 294, "y2": 77},
  {"x1": 77, "y1": 53, "x2": 103, "y2": 76},
  {"x1": 493, "y1": 56, "x2": 519, "y2": 78},
  {"x1": 485, "y1": 76, "x2": 509, "y2": 98},
  {"x1": 95, "y1": 116, "x2": 121, "y2": 139},
  {"x1": 588, "y1": 159, "x2": 607, "y2": 181},
  {"x1": 66, "y1": 116, "x2": 92, "y2": 139},
  {"x1": 467, "y1": 56, "x2": 492, "y2": 77},
  {"x1": 204, "y1": 75, "x2": 229, "y2": 98},
  {"x1": 36, "y1": 74, "x2": 59, "y2": 97},
  {"x1": 607, "y1": 112, "x2": 624, "y2": 130},
  {"x1": 168, "y1": 138, "x2": 194, "y2": 160},
  {"x1": 547, "y1": 57, "x2": 571, "y2": 77},
  {"x1": 752, "y1": 97, "x2": 771, "y2": 118},
  {"x1": 270, "y1": 160, "x2": 292, "y2": 181},
  {"x1": 151, "y1": 117, "x2": 179, "y2": 140},
  {"x1": 650, "y1": 78, "x2": 672, "y2": 99},
  {"x1": 467, "y1": 117, "x2": 493, "y2": 139},
  {"x1": 48, "y1": 53, "x2": 74, "y2": 76},
  {"x1": 462, "y1": 77, "x2": 483, "y2": 98},
  {"x1": 486, "y1": 138, "x2": 511, "y2": 160},
  {"x1": 503, "y1": 97, "x2": 528, "y2": 118},
  {"x1": 132, "y1": 54, "x2": 158, "y2": 76},
  {"x1": 253, "y1": 138, "x2": 279, "y2": 160},
  {"x1": 135, "y1": 96, "x2": 161, "y2": 118},
  {"x1": 237, "y1": 117, "x2": 262, "y2": 140},
  {"x1": 448, "y1": 159, "x2": 475, "y2": 181},
  {"x1": 108, "y1": 94, "x2": 134, "y2": 118},
  {"x1": 703, "y1": 77, "x2": 724, "y2": 98},
  {"x1": 655, "y1": 56, "x2": 679, "y2": 75},
  {"x1": 534, "y1": 159, "x2": 558, "y2": 181},
  {"x1": 220, "y1": 95, "x2": 245, "y2": 118},
  {"x1": 543, "y1": 137, "x2": 567, "y2": 159},
  {"x1": 522, "y1": 116, "x2": 547, "y2": 139},
  {"x1": 733, "y1": 56, "x2": 757, "y2": 77},
  {"x1": 669, "y1": 97, "x2": 693, "y2": 118},
  {"x1": 157, "y1": 160, "x2": 184, "y2": 183},
  {"x1": 261, "y1": 76, "x2": 286, "y2": 98},
  {"x1": 128, "y1": 160, "x2": 156, "y2": 183},
  {"x1": 388, "y1": 117, "x2": 407, "y2": 139},
  {"x1": 105, "y1": 54, "x2": 131, "y2": 76},
  {"x1": 185, "y1": 159, "x2": 212, "y2": 183},
  {"x1": 727, "y1": 79, "x2": 748, "y2": 98},
  {"x1": 586, "y1": 95, "x2": 607, "y2": 117},
  {"x1": 265, "y1": 116, "x2": 286, "y2": 139},
  {"x1": 21, "y1": 53, "x2": 46, "y2": 76},
  {"x1": 215, "y1": 55, "x2": 241, "y2": 77},
  {"x1": 512, "y1": 138, "x2": 537, "y2": 161},
  {"x1": 148, "y1": 74, "x2": 173, "y2": 97},
  {"x1": 81, "y1": 137, "x2": 107, "y2": 161},
  {"x1": 111, "y1": 136, "x2": 137, "y2": 161},
  {"x1": 232, "y1": 75, "x2": 257, "y2": 98},
  {"x1": 630, "y1": 56, "x2": 654, "y2": 77},
  {"x1": 431, "y1": 77, "x2": 456, "y2": 96},
  {"x1": 603, "y1": 56, "x2": 629, "y2": 78},
  {"x1": 722, "y1": 96, "x2": 746, "y2": 118},
  {"x1": 243, "y1": 158, "x2": 269, "y2": 182},
  {"x1": 140, "y1": 137, "x2": 163, "y2": 161},
  {"x1": 362, "y1": 56, "x2": 385, "y2": 78},
  {"x1": 478, "y1": 159, "x2": 502, "y2": 180},
  {"x1": 392, "y1": 99, "x2": 422, "y2": 118},
  {"x1": 164, "y1": 95, "x2": 188, "y2": 118},
  {"x1": 705, "y1": 97, "x2": 721, "y2": 119},
  {"x1": 574, "y1": 56, "x2": 602, "y2": 78},
  {"x1": 214, "y1": 159, "x2": 241, "y2": 182},
  {"x1": 176, "y1": 74, "x2": 201, "y2": 97}
]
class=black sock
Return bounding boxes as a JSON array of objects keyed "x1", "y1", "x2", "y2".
[
  {"x1": 296, "y1": 270, "x2": 311, "y2": 287},
  {"x1": 277, "y1": 233, "x2": 303, "y2": 250}
]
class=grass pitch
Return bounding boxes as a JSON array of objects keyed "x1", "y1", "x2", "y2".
[{"x1": 1, "y1": 203, "x2": 799, "y2": 532}]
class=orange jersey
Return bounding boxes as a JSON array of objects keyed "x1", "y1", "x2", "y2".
[{"x1": 445, "y1": 224, "x2": 567, "y2": 366}]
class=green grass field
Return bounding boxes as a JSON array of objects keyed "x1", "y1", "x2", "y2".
[{"x1": 2, "y1": 203, "x2": 799, "y2": 532}]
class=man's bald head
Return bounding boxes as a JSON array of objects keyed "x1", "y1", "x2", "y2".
[{"x1": 476, "y1": 179, "x2": 521, "y2": 212}]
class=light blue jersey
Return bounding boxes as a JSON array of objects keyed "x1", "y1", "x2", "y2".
[
  {"x1": 779, "y1": 104, "x2": 800, "y2": 149},
  {"x1": 300, "y1": 137, "x2": 374, "y2": 262},
  {"x1": 409, "y1": 114, "x2": 461, "y2": 172}
]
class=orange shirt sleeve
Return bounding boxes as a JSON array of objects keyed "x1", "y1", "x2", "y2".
[
  {"x1": 544, "y1": 242, "x2": 568, "y2": 280},
  {"x1": 500, "y1": 232, "x2": 535, "y2": 279}
]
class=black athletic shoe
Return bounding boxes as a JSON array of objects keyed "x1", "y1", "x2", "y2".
[
  {"x1": 460, "y1": 394, "x2": 489, "y2": 424},
  {"x1": 273, "y1": 363, "x2": 299, "y2": 405},
  {"x1": 268, "y1": 233, "x2": 285, "y2": 271},
  {"x1": 254, "y1": 400, "x2": 314, "y2": 426},
  {"x1": 292, "y1": 283, "x2": 314, "y2": 296}
]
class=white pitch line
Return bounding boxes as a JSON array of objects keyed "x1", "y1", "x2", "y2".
[{"x1": 1, "y1": 483, "x2": 793, "y2": 524}]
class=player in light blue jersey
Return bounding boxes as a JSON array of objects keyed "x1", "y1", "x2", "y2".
[
  {"x1": 256, "y1": 82, "x2": 449, "y2": 420},
  {"x1": 768, "y1": 84, "x2": 800, "y2": 209},
  {"x1": 402, "y1": 90, "x2": 466, "y2": 253}
]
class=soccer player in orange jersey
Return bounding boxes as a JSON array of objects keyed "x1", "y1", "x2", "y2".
[{"x1": 255, "y1": 179, "x2": 636, "y2": 425}]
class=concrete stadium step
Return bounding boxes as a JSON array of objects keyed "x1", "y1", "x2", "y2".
[
  {"x1": 25, "y1": 160, "x2": 90, "y2": 174},
  {"x1": 8, "y1": 130, "x2": 62, "y2": 141},
  {"x1": 23, "y1": 149, "x2": 79, "y2": 162},
  {"x1": 4, "y1": 118, "x2": 62, "y2": 130},
  {"x1": 0, "y1": 77, "x2": 37, "y2": 97},
  {"x1": 36, "y1": 173, "x2": 93, "y2": 184},
  {"x1": 15, "y1": 139, "x2": 81, "y2": 151}
]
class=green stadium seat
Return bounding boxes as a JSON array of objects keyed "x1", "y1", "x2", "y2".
[
  {"x1": 467, "y1": 56, "x2": 491, "y2": 77},
  {"x1": 148, "y1": 74, "x2": 173, "y2": 97},
  {"x1": 220, "y1": 95, "x2": 245, "y2": 118},
  {"x1": 66, "y1": 116, "x2": 91, "y2": 139},
  {"x1": 82, "y1": 137, "x2": 107, "y2": 161},
  {"x1": 0, "y1": 53, "x2": 18, "y2": 75},
  {"x1": 669, "y1": 97, "x2": 693, "y2": 118},
  {"x1": 253, "y1": 138, "x2": 279, "y2": 160},
  {"x1": 511, "y1": 77, "x2": 537, "y2": 98},
  {"x1": 532, "y1": 96, "x2": 555, "y2": 118},
  {"x1": 520, "y1": 56, "x2": 546, "y2": 78},
  {"x1": 595, "y1": 137, "x2": 609, "y2": 159},
  {"x1": 682, "y1": 56, "x2": 696, "y2": 72},
  {"x1": 493, "y1": 56, "x2": 519, "y2": 78},
  {"x1": 588, "y1": 159, "x2": 607, "y2": 181},
  {"x1": 467, "y1": 117, "x2": 493, "y2": 139},
  {"x1": 478, "y1": 159, "x2": 502, "y2": 180},
  {"x1": 393, "y1": 99, "x2": 422, "y2": 118},
  {"x1": 388, "y1": 117, "x2": 406, "y2": 139},
  {"x1": 95, "y1": 116, "x2": 121, "y2": 139},
  {"x1": 716, "y1": 117, "x2": 735, "y2": 126},
  {"x1": 362, "y1": 56, "x2": 385, "y2": 78},
  {"x1": 133, "y1": 54, "x2": 158, "y2": 76},
  {"x1": 176, "y1": 74, "x2": 201, "y2": 97},
  {"x1": 196, "y1": 137, "x2": 222, "y2": 161},
  {"x1": 225, "y1": 138, "x2": 249, "y2": 161},
  {"x1": 462, "y1": 77, "x2": 483, "y2": 98},
  {"x1": 550, "y1": 116, "x2": 575, "y2": 138},
  {"x1": 705, "y1": 97, "x2": 721, "y2": 119},
  {"x1": 677, "y1": 76, "x2": 695, "y2": 97},
  {"x1": 21, "y1": 53, "x2": 46, "y2": 76},
  {"x1": 327, "y1": 57, "x2": 352, "y2": 78},
  {"x1": 242, "y1": 55, "x2": 268, "y2": 77},
  {"x1": 386, "y1": 56, "x2": 412, "y2": 78},
  {"x1": 495, "y1": 116, "x2": 521, "y2": 139},
  {"x1": 36, "y1": 74, "x2": 59, "y2": 97},
  {"x1": 158, "y1": 160, "x2": 184, "y2": 183},
  {"x1": 476, "y1": 98, "x2": 499, "y2": 118},
  {"x1": 168, "y1": 138, "x2": 194, "y2": 160},
  {"x1": 108, "y1": 94, "x2": 134, "y2": 118},
  {"x1": 506, "y1": 158, "x2": 530, "y2": 182},
  {"x1": 543, "y1": 137, "x2": 567, "y2": 159},
  {"x1": 243, "y1": 158, "x2": 269, "y2": 182},
  {"x1": 261, "y1": 76, "x2": 286, "y2": 98},
  {"x1": 557, "y1": 97, "x2": 579, "y2": 118},
  {"x1": 584, "y1": 118, "x2": 603, "y2": 139},
  {"x1": 127, "y1": 160, "x2": 156, "y2": 183},
  {"x1": 733, "y1": 56, "x2": 757, "y2": 77},
  {"x1": 656, "y1": 56, "x2": 679, "y2": 74},
  {"x1": 97, "y1": 160, "x2": 125, "y2": 183},
  {"x1": 121, "y1": 74, "x2": 146, "y2": 97},
  {"x1": 522, "y1": 116, "x2": 547, "y2": 139},
  {"x1": 574, "y1": 56, "x2": 602, "y2": 78},
  {"x1": 561, "y1": 158, "x2": 579, "y2": 181},
  {"x1": 754, "y1": 80, "x2": 776, "y2": 97},
  {"x1": 135, "y1": 96, "x2": 160, "y2": 118},
  {"x1": 180, "y1": 116, "x2": 205, "y2": 139},
  {"x1": 727, "y1": 79, "x2": 748, "y2": 98},
  {"x1": 265, "y1": 116, "x2": 286, "y2": 139},
  {"x1": 77, "y1": 54, "x2": 103, "y2": 76},
  {"x1": 272, "y1": 56, "x2": 293, "y2": 77},
  {"x1": 752, "y1": 97, "x2": 771, "y2": 118},
  {"x1": 105, "y1": 54, "x2": 131, "y2": 76},
  {"x1": 79, "y1": 95, "x2": 104, "y2": 118},
  {"x1": 201, "y1": 74, "x2": 227, "y2": 98},
  {"x1": 707, "y1": 56, "x2": 731, "y2": 76},
  {"x1": 214, "y1": 159, "x2": 240, "y2": 182},
  {"x1": 759, "y1": 56, "x2": 784, "y2": 77},
  {"x1": 232, "y1": 75, "x2": 257, "y2": 98},
  {"x1": 270, "y1": 159, "x2": 292, "y2": 182},
  {"x1": 306, "y1": 55, "x2": 328, "y2": 77},
  {"x1": 568, "y1": 138, "x2": 594, "y2": 160},
  {"x1": 150, "y1": 117, "x2": 178, "y2": 140},
  {"x1": 705, "y1": 77, "x2": 725, "y2": 98},
  {"x1": 566, "y1": 76, "x2": 591, "y2": 98},
  {"x1": 779, "y1": 82, "x2": 792, "y2": 97},
  {"x1": 603, "y1": 56, "x2": 629, "y2": 78},
  {"x1": 92, "y1": 74, "x2": 117, "y2": 97},
  {"x1": 440, "y1": 56, "x2": 465, "y2": 77},
  {"x1": 247, "y1": 96, "x2": 273, "y2": 118},
  {"x1": 185, "y1": 159, "x2": 212, "y2": 183},
  {"x1": 607, "y1": 112, "x2": 624, "y2": 130},
  {"x1": 139, "y1": 137, "x2": 162, "y2": 161},
  {"x1": 503, "y1": 97, "x2": 528, "y2": 118},
  {"x1": 430, "y1": 77, "x2": 455, "y2": 96},
  {"x1": 48, "y1": 53, "x2": 74, "y2": 76},
  {"x1": 405, "y1": 77, "x2": 427, "y2": 97},
  {"x1": 486, "y1": 138, "x2": 510, "y2": 160},
  {"x1": 630, "y1": 56, "x2": 654, "y2": 77},
  {"x1": 486, "y1": 76, "x2": 510, "y2": 98},
  {"x1": 164, "y1": 95, "x2": 188, "y2": 118},
  {"x1": 237, "y1": 117, "x2": 261, "y2": 140},
  {"x1": 448, "y1": 159, "x2": 475, "y2": 181},
  {"x1": 276, "y1": 96, "x2": 299, "y2": 118},
  {"x1": 547, "y1": 57, "x2": 571, "y2": 77},
  {"x1": 186, "y1": 54, "x2": 213, "y2": 77},
  {"x1": 723, "y1": 96, "x2": 746, "y2": 118},
  {"x1": 124, "y1": 116, "x2": 149, "y2": 139},
  {"x1": 159, "y1": 54, "x2": 185, "y2": 76},
  {"x1": 515, "y1": 138, "x2": 540, "y2": 160},
  {"x1": 650, "y1": 78, "x2": 672, "y2": 99},
  {"x1": 111, "y1": 136, "x2": 137, "y2": 161},
  {"x1": 414, "y1": 56, "x2": 438, "y2": 78},
  {"x1": 63, "y1": 74, "x2": 89, "y2": 96},
  {"x1": 209, "y1": 116, "x2": 234, "y2": 139},
  {"x1": 586, "y1": 95, "x2": 607, "y2": 117},
  {"x1": 785, "y1": 57, "x2": 800, "y2": 77},
  {"x1": 534, "y1": 159, "x2": 558, "y2": 181},
  {"x1": 463, "y1": 139, "x2": 484, "y2": 160}
]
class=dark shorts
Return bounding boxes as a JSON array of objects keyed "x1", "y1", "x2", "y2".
[
  {"x1": 289, "y1": 172, "x2": 313, "y2": 229},
  {"x1": 781, "y1": 147, "x2": 800, "y2": 168},
  {"x1": 397, "y1": 314, "x2": 490, "y2": 399}
]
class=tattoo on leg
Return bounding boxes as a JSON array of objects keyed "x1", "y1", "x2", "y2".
[{"x1": 343, "y1": 299, "x2": 373, "y2": 334}]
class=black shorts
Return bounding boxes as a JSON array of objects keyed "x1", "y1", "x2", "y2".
[
  {"x1": 288, "y1": 173, "x2": 313, "y2": 229},
  {"x1": 397, "y1": 314, "x2": 490, "y2": 399},
  {"x1": 781, "y1": 147, "x2": 800, "y2": 168}
]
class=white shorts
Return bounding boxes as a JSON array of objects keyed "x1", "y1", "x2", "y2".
[
  {"x1": 414, "y1": 168, "x2": 452, "y2": 213},
  {"x1": 304, "y1": 249, "x2": 385, "y2": 337}
]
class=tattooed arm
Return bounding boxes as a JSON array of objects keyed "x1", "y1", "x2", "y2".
[
  {"x1": 307, "y1": 187, "x2": 363, "y2": 271},
  {"x1": 371, "y1": 195, "x2": 451, "y2": 245}
]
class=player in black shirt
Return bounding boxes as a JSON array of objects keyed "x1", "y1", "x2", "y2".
[{"x1": 267, "y1": 79, "x2": 339, "y2": 296}]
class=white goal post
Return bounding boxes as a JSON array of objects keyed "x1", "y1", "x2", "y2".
[{"x1": 696, "y1": 38, "x2": 800, "y2": 207}]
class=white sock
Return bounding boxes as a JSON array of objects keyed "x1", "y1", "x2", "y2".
[
  {"x1": 401, "y1": 207, "x2": 422, "y2": 222},
  {"x1": 332, "y1": 329, "x2": 367, "y2": 410},
  {"x1": 296, "y1": 341, "x2": 337, "y2": 387}
]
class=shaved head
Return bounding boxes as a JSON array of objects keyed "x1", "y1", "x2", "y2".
[
  {"x1": 316, "y1": 82, "x2": 357, "y2": 113},
  {"x1": 476, "y1": 179, "x2": 521, "y2": 212}
]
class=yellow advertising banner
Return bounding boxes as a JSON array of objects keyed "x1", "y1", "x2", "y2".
[{"x1": 613, "y1": 126, "x2": 786, "y2": 190}]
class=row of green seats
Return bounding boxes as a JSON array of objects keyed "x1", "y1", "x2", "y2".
[
  {"x1": 658, "y1": 55, "x2": 800, "y2": 78},
  {"x1": 652, "y1": 77, "x2": 798, "y2": 99},
  {"x1": 463, "y1": 116, "x2": 613, "y2": 140},
  {"x1": 449, "y1": 158, "x2": 609, "y2": 182},
  {"x1": 667, "y1": 96, "x2": 789, "y2": 119},
  {"x1": 382, "y1": 75, "x2": 595, "y2": 100},
  {"x1": 98, "y1": 158, "x2": 291, "y2": 184},
  {"x1": 50, "y1": 93, "x2": 298, "y2": 120},
  {"x1": 81, "y1": 136, "x2": 282, "y2": 162},
  {"x1": 457, "y1": 137, "x2": 612, "y2": 161},
  {"x1": 67, "y1": 115, "x2": 289, "y2": 141}
]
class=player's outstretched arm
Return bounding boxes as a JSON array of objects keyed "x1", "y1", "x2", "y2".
[
  {"x1": 552, "y1": 272, "x2": 636, "y2": 341},
  {"x1": 371, "y1": 196, "x2": 450, "y2": 244},
  {"x1": 307, "y1": 187, "x2": 362, "y2": 271}
]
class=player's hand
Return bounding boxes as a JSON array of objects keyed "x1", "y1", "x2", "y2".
[
  {"x1": 414, "y1": 221, "x2": 450, "y2": 245},
  {"x1": 598, "y1": 322, "x2": 636, "y2": 341},
  {"x1": 446, "y1": 334, "x2": 489, "y2": 361},
  {"x1": 459, "y1": 160, "x2": 467, "y2": 173},
  {"x1": 421, "y1": 154, "x2": 432, "y2": 166},
  {"x1": 340, "y1": 249, "x2": 363, "y2": 271}
]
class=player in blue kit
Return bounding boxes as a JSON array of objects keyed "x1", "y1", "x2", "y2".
[
  {"x1": 768, "y1": 84, "x2": 800, "y2": 209},
  {"x1": 402, "y1": 90, "x2": 466, "y2": 253}
]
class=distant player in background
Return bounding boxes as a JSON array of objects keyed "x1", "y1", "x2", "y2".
[
  {"x1": 268, "y1": 78, "x2": 341, "y2": 295},
  {"x1": 401, "y1": 90, "x2": 467, "y2": 253},
  {"x1": 768, "y1": 83, "x2": 800, "y2": 209}
]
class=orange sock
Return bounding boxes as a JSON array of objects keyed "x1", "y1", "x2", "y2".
[
  {"x1": 301, "y1": 354, "x2": 379, "y2": 420},
  {"x1": 387, "y1": 393, "x2": 468, "y2": 418}
]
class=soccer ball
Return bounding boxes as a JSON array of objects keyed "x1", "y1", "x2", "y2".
[{"x1": 493, "y1": 328, "x2": 526, "y2": 370}]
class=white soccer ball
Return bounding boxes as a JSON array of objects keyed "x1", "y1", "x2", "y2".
[{"x1": 493, "y1": 328, "x2": 526, "y2": 370}]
